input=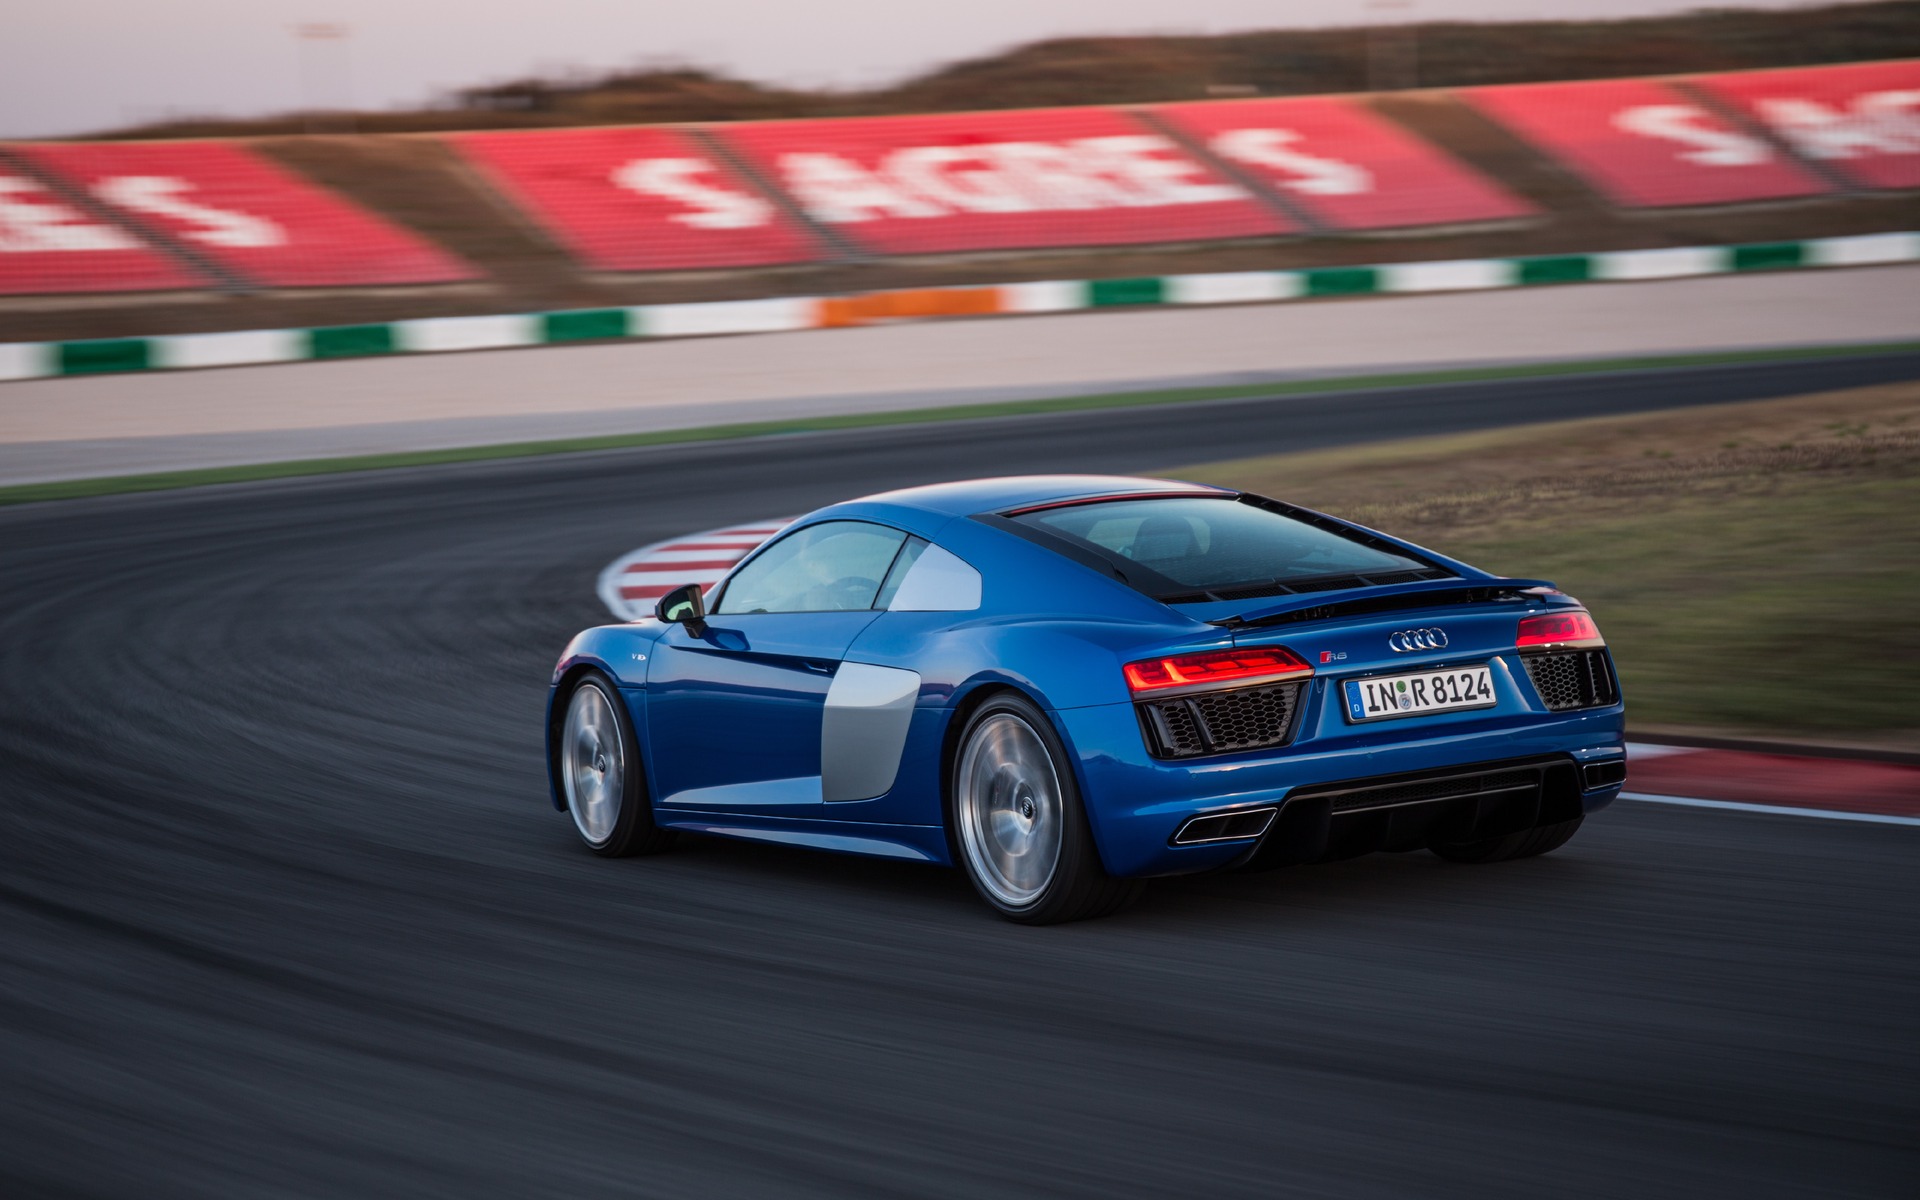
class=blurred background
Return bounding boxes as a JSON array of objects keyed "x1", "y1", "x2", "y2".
[
  {"x1": 3, "y1": 0, "x2": 1917, "y2": 336},
  {"x1": 1, "y1": 3, "x2": 1916, "y2": 1196}
]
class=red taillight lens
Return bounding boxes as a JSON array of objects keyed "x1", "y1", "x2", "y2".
[
  {"x1": 1124, "y1": 646, "x2": 1313, "y2": 693},
  {"x1": 1516, "y1": 611, "x2": 1604, "y2": 649}
]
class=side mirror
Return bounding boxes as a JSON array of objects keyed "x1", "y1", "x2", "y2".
[{"x1": 654, "y1": 582, "x2": 708, "y2": 633}]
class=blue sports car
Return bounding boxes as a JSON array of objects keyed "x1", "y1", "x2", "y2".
[{"x1": 548, "y1": 475, "x2": 1625, "y2": 923}]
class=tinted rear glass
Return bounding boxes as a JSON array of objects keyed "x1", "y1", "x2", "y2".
[{"x1": 1009, "y1": 496, "x2": 1427, "y2": 595}]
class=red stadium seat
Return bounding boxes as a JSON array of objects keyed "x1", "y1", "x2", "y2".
[
  {"x1": 1152, "y1": 96, "x2": 1535, "y2": 230},
  {"x1": 19, "y1": 141, "x2": 475, "y2": 288},
  {"x1": 0, "y1": 165, "x2": 206, "y2": 295},
  {"x1": 1696, "y1": 61, "x2": 1920, "y2": 191},
  {"x1": 1463, "y1": 78, "x2": 1832, "y2": 207},
  {"x1": 714, "y1": 108, "x2": 1294, "y2": 256},
  {"x1": 451, "y1": 127, "x2": 825, "y2": 272}
]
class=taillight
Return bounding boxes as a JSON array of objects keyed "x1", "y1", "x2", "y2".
[
  {"x1": 1124, "y1": 646, "x2": 1313, "y2": 694},
  {"x1": 1516, "y1": 610, "x2": 1604, "y2": 650}
]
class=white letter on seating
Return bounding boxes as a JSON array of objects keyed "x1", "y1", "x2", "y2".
[
  {"x1": 0, "y1": 176, "x2": 140, "y2": 251},
  {"x1": 1757, "y1": 91, "x2": 1920, "y2": 159},
  {"x1": 985, "y1": 142, "x2": 1127, "y2": 210},
  {"x1": 94, "y1": 176, "x2": 284, "y2": 247},
  {"x1": 780, "y1": 152, "x2": 945, "y2": 222},
  {"x1": 611, "y1": 158, "x2": 773, "y2": 229},
  {"x1": 1611, "y1": 105, "x2": 1771, "y2": 167},
  {"x1": 884, "y1": 146, "x2": 1033, "y2": 213},
  {"x1": 1210, "y1": 128, "x2": 1372, "y2": 196},
  {"x1": 0, "y1": 176, "x2": 140, "y2": 252},
  {"x1": 1074, "y1": 135, "x2": 1246, "y2": 206}
]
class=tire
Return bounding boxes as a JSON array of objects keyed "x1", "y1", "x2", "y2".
[
  {"x1": 951, "y1": 692, "x2": 1143, "y2": 924},
  {"x1": 556, "y1": 672, "x2": 675, "y2": 858},
  {"x1": 1429, "y1": 816, "x2": 1583, "y2": 864}
]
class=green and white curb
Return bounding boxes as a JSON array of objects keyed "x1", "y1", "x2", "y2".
[{"x1": 4, "y1": 231, "x2": 1914, "y2": 383}]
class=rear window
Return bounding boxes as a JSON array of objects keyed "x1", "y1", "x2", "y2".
[{"x1": 1005, "y1": 495, "x2": 1434, "y2": 598}]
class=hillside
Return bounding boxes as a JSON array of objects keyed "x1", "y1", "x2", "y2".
[{"x1": 94, "y1": 1, "x2": 1920, "y2": 140}]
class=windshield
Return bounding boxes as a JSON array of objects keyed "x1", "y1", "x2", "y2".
[{"x1": 1008, "y1": 496, "x2": 1432, "y2": 596}]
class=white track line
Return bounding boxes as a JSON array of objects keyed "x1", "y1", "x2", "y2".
[{"x1": 1618, "y1": 791, "x2": 1920, "y2": 826}]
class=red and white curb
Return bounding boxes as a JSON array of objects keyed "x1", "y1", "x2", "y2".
[
  {"x1": 593, "y1": 529, "x2": 1920, "y2": 825},
  {"x1": 595, "y1": 520, "x2": 788, "y2": 621},
  {"x1": 1621, "y1": 742, "x2": 1920, "y2": 826}
]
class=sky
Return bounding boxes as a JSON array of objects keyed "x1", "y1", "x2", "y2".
[{"x1": 1, "y1": 1, "x2": 1830, "y2": 138}]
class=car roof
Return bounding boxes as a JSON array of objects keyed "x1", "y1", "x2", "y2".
[{"x1": 847, "y1": 475, "x2": 1231, "y2": 519}]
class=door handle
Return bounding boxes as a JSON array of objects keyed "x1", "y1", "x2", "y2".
[{"x1": 802, "y1": 660, "x2": 836, "y2": 675}]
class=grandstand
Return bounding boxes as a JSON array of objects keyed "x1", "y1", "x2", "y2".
[{"x1": 2, "y1": 57, "x2": 1914, "y2": 340}]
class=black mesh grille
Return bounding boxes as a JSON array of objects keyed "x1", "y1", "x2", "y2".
[
  {"x1": 1139, "y1": 682, "x2": 1302, "y2": 759},
  {"x1": 1149, "y1": 698, "x2": 1205, "y2": 755},
  {"x1": 1326, "y1": 767, "x2": 1539, "y2": 811},
  {"x1": 1523, "y1": 650, "x2": 1618, "y2": 711},
  {"x1": 1192, "y1": 685, "x2": 1298, "y2": 749}
]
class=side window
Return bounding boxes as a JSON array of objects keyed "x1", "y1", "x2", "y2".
[
  {"x1": 715, "y1": 520, "x2": 908, "y2": 614},
  {"x1": 883, "y1": 542, "x2": 983, "y2": 613},
  {"x1": 873, "y1": 538, "x2": 929, "y2": 609}
]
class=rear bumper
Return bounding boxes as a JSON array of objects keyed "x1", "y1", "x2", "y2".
[{"x1": 1054, "y1": 698, "x2": 1625, "y2": 877}]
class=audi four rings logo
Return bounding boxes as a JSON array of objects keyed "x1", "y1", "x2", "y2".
[{"x1": 1388, "y1": 628, "x2": 1449, "y2": 653}]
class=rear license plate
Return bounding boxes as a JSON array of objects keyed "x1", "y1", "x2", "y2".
[{"x1": 1343, "y1": 664, "x2": 1495, "y2": 723}]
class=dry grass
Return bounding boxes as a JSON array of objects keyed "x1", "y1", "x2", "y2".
[
  {"x1": 1165, "y1": 382, "x2": 1920, "y2": 746},
  {"x1": 1185, "y1": 383, "x2": 1920, "y2": 541}
]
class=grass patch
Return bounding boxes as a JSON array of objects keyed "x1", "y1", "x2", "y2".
[
  {"x1": 6, "y1": 342, "x2": 1917, "y2": 509},
  {"x1": 1165, "y1": 381, "x2": 1920, "y2": 747}
]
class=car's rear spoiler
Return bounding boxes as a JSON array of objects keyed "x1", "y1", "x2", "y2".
[{"x1": 1209, "y1": 576, "x2": 1560, "y2": 631}]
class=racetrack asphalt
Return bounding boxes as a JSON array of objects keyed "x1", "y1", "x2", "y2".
[{"x1": 2, "y1": 355, "x2": 1917, "y2": 1197}]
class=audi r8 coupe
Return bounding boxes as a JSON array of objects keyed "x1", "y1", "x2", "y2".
[{"x1": 548, "y1": 476, "x2": 1625, "y2": 923}]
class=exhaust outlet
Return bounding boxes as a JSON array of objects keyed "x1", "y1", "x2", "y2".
[
  {"x1": 1582, "y1": 760, "x2": 1627, "y2": 790},
  {"x1": 1172, "y1": 806, "x2": 1278, "y2": 845}
]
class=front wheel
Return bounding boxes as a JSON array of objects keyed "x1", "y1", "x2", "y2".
[
  {"x1": 558, "y1": 673, "x2": 674, "y2": 858},
  {"x1": 951, "y1": 693, "x2": 1142, "y2": 924}
]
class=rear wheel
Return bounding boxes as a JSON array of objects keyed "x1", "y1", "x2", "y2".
[
  {"x1": 559, "y1": 673, "x2": 674, "y2": 858},
  {"x1": 1429, "y1": 816, "x2": 1582, "y2": 864},
  {"x1": 952, "y1": 693, "x2": 1142, "y2": 924}
]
